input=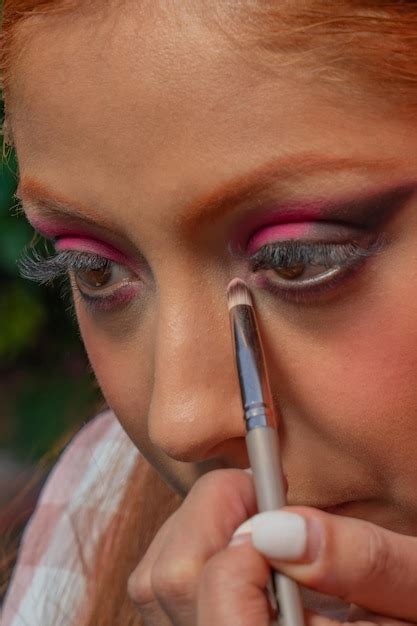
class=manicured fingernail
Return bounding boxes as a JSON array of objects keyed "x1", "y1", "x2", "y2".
[
  {"x1": 229, "y1": 519, "x2": 253, "y2": 546},
  {"x1": 229, "y1": 512, "x2": 323, "y2": 560},
  {"x1": 252, "y1": 511, "x2": 309, "y2": 560}
]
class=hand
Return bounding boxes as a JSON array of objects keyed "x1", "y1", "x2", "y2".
[
  {"x1": 127, "y1": 469, "x2": 417, "y2": 625},
  {"x1": 127, "y1": 469, "x2": 262, "y2": 626},
  {"x1": 200, "y1": 505, "x2": 417, "y2": 625}
]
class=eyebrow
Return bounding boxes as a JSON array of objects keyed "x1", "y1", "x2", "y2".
[{"x1": 16, "y1": 152, "x2": 406, "y2": 235}]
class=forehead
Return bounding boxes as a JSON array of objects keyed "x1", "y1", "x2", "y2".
[
  {"x1": 8, "y1": 4, "x2": 417, "y2": 231},
  {"x1": 9, "y1": 6, "x2": 301, "y2": 165}
]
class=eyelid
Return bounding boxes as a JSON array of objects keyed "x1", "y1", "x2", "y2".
[
  {"x1": 247, "y1": 232, "x2": 387, "y2": 303},
  {"x1": 54, "y1": 236, "x2": 141, "y2": 274},
  {"x1": 250, "y1": 237, "x2": 384, "y2": 267},
  {"x1": 245, "y1": 220, "x2": 369, "y2": 257},
  {"x1": 231, "y1": 182, "x2": 417, "y2": 253}
]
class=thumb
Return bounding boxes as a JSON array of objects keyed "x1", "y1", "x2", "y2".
[{"x1": 246, "y1": 506, "x2": 417, "y2": 622}]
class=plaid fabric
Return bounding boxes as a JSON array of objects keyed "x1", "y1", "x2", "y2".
[{"x1": 1, "y1": 409, "x2": 140, "y2": 626}]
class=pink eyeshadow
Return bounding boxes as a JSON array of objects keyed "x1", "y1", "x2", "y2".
[
  {"x1": 26, "y1": 217, "x2": 140, "y2": 272},
  {"x1": 230, "y1": 206, "x2": 324, "y2": 252},
  {"x1": 91, "y1": 285, "x2": 139, "y2": 311},
  {"x1": 247, "y1": 221, "x2": 314, "y2": 255},
  {"x1": 55, "y1": 237, "x2": 138, "y2": 272}
]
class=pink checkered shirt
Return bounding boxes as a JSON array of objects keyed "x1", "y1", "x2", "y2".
[{"x1": 1, "y1": 409, "x2": 140, "y2": 626}]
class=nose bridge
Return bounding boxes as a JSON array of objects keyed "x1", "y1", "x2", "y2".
[{"x1": 148, "y1": 277, "x2": 245, "y2": 461}]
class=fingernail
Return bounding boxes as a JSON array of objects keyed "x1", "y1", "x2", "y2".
[
  {"x1": 252, "y1": 511, "x2": 310, "y2": 560},
  {"x1": 229, "y1": 519, "x2": 253, "y2": 546},
  {"x1": 229, "y1": 512, "x2": 323, "y2": 560}
]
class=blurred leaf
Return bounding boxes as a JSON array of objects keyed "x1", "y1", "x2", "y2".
[
  {"x1": 0, "y1": 126, "x2": 18, "y2": 195},
  {"x1": 0, "y1": 217, "x2": 33, "y2": 273},
  {"x1": 0, "y1": 282, "x2": 46, "y2": 361},
  {"x1": 13, "y1": 375, "x2": 98, "y2": 460}
]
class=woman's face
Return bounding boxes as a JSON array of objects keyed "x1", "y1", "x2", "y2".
[{"x1": 10, "y1": 5, "x2": 417, "y2": 534}]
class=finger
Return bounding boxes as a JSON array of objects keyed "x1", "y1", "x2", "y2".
[
  {"x1": 348, "y1": 604, "x2": 415, "y2": 625},
  {"x1": 150, "y1": 469, "x2": 258, "y2": 625},
  {"x1": 244, "y1": 507, "x2": 417, "y2": 622},
  {"x1": 198, "y1": 540, "x2": 277, "y2": 626},
  {"x1": 128, "y1": 513, "x2": 177, "y2": 625},
  {"x1": 199, "y1": 540, "x2": 340, "y2": 626}
]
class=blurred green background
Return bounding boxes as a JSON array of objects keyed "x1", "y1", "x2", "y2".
[{"x1": 0, "y1": 92, "x2": 103, "y2": 525}]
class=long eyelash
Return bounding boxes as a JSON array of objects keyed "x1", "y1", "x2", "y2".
[
  {"x1": 17, "y1": 247, "x2": 110, "y2": 285},
  {"x1": 249, "y1": 236, "x2": 385, "y2": 272}
]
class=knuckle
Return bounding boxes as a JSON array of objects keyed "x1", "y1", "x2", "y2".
[
  {"x1": 186, "y1": 470, "x2": 253, "y2": 536},
  {"x1": 127, "y1": 565, "x2": 154, "y2": 608},
  {"x1": 151, "y1": 556, "x2": 198, "y2": 603},
  {"x1": 192, "y1": 469, "x2": 249, "y2": 507},
  {"x1": 193, "y1": 469, "x2": 231, "y2": 495}
]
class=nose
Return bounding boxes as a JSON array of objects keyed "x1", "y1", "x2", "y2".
[{"x1": 147, "y1": 279, "x2": 246, "y2": 463}]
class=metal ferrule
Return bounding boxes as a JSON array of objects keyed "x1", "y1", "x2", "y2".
[{"x1": 229, "y1": 304, "x2": 277, "y2": 431}]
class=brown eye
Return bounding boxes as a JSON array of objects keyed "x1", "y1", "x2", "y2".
[
  {"x1": 73, "y1": 259, "x2": 135, "y2": 298},
  {"x1": 249, "y1": 237, "x2": 386, "y2": 297},
  {"x1": 77, "y1": 264, "x2": 112, "y2": 289},
  {"x1": 274, "y1": 263, "x2": 306, "y2": 280}
]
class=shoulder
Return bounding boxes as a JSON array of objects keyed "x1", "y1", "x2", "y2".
[
  {"x1": 39, "y1": 408, "x2": 139, "y2": 508},
  {"x1": 1, "y1": 409, "x2": 140, "y2": 626}
]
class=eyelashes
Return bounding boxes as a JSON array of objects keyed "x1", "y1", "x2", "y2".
[
  {"x1": 247, "y1": 234, "x2": 386, "y2": 302},
  {"x1": 16, "y1": 247, "x2": 119, "y2": 317},
  {"x1": 17, "y1": 245, "x2": 143, "y2": 315},
  {"x1": 16, "y1": 232, "x2": 386, "y2": 314},
  {"x1": 248, "y1": 238, "x2": 383, "y2": 273},
  {"x1": 17, "y1": 247, "x2": 111, "y2": 285}
]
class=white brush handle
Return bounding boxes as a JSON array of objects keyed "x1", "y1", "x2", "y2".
[{"x1": 246, "y1": 427, "x2": 305, "y2": 626}]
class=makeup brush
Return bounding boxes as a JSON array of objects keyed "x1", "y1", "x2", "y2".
[{"x1": 227, "y1": 277, "x2": 305, "y2": 626}]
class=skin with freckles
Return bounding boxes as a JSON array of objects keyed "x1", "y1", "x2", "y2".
[{"x1": 7, "y1": 5, "x2": 417, "y2": 615}]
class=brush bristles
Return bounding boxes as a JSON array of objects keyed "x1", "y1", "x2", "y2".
[{"x1": 227, "y1": 278, "x2": 253, "y2": 310}]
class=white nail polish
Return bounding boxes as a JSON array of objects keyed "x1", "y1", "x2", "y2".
[
  {"x1": 233, "y1": 518, "x2": 253, "y2": 535},
  {"x1": 251, "y1": 511, "x2": 307, "y2": 560},
  {"x1": 229, "y1": 519, "x2": 253, "y2": 545}
]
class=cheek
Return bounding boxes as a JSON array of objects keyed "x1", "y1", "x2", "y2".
[
  {"x1": 265, "y1": 276, "x2": 417, "y2": 485},
  {"x1": 74, "y1": 305, "x2": 154, "y2": 449}
]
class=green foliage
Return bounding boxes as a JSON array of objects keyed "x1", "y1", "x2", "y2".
[{"x1": 0, "y1": 282, "x2": 46, "y2": 361}]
